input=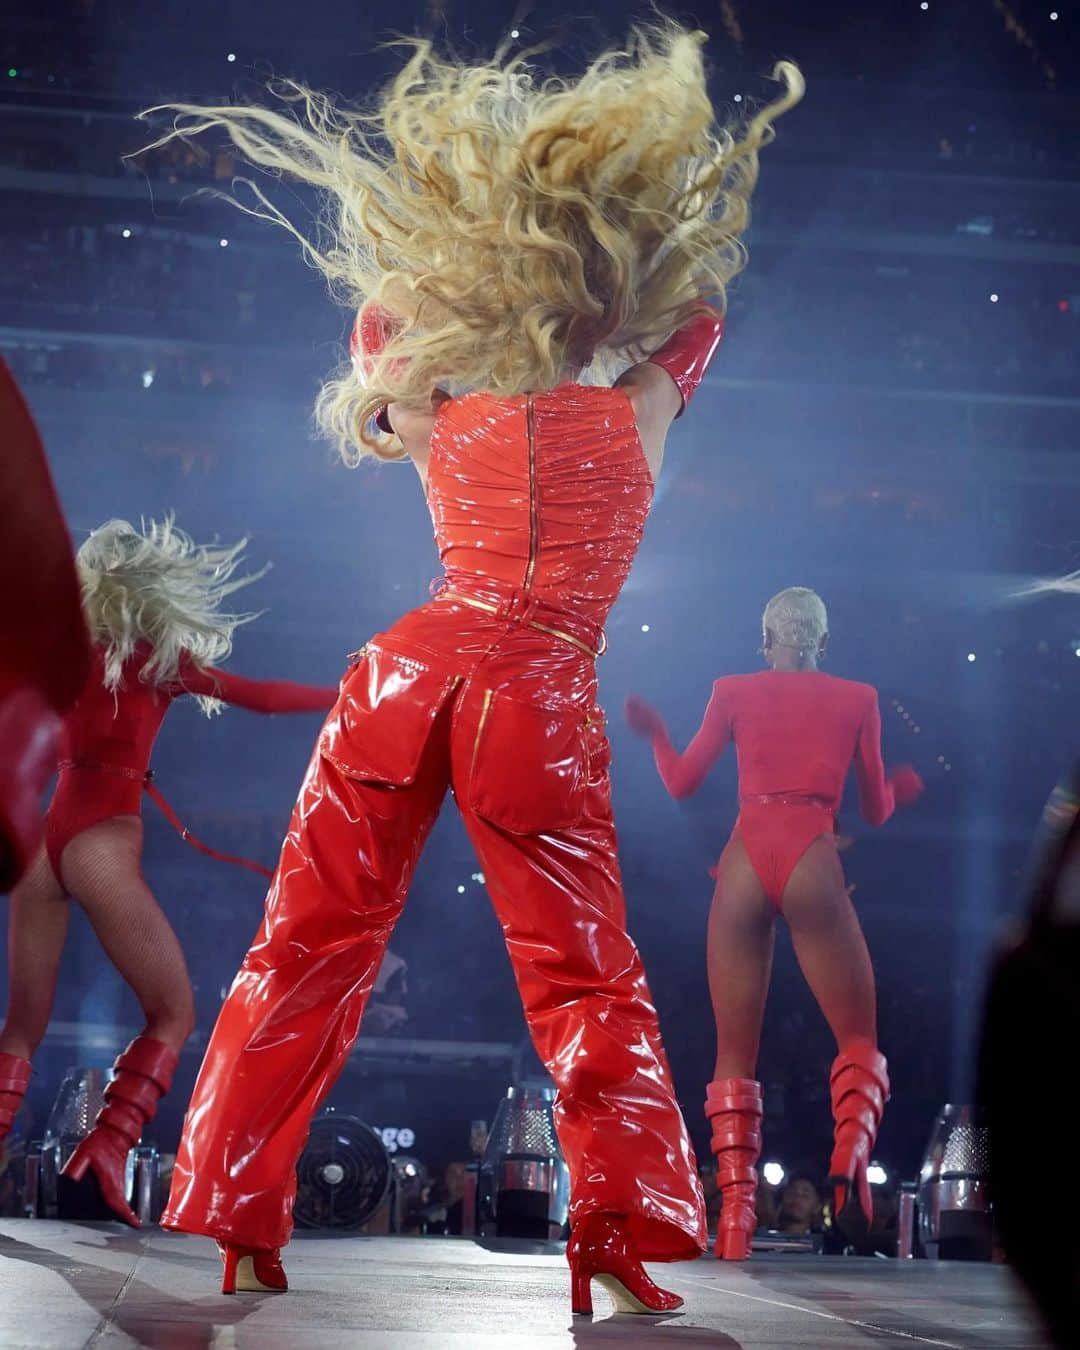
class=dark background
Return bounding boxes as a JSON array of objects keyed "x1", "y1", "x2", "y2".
[{"x1": 2, "y1": 0, "x2": 1079, "y2": 1192}]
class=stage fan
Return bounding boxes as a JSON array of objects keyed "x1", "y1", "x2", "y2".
[{"x1": 293, "y1": 1111, "x2": 392, "y2": 1230}]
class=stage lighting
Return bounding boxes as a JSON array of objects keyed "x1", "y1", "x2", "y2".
[
  {"x1": 641, "y1": 623, "x2": 651, "y2": 633},
  {"x1": 121, "y1": 228, "x2": 132, "y2": 239},
  {"x1": 967, "y1": 652, "x2": 976, "y2": 663},
  {"x1": 141, "y1": 369, "x2": 155, "y2": 389},
  {"x1": 763, "y1": 1161, "x2": 785, "y2": 1187},
  {"x1": 868, "y1": 1163, "x2": 888, "y2": 1185},
  {"x1": 920, "y1": 1, "x2": 929, "y2": 9},
  {"x1": 457, "y1": 884, "x2": 466, "y2": 894},
  {"x1": 990, "y1": 293, "x2": 999, "y2": 303},
  {"x1": 918, "y1": 1104, "x2": 991, "y2": 1261},
  {"x1": 1050, "y1": 11, "x2": 1059, "y2": 19},
  {"x1": 510, "y1": 29, "x2": 520, "y2": 38},
  {"x1": 480, "y1": 1085, "x2": 570, "y2": 1240},
  {"x1": 219, "y1": 238, "x2": 229, "y2": 248},
  {"x1": 733, "y1": 94, "x2": 743, "y2": 103},
  {"x1": 227, "y1": 52, "x2": 237, "y2": 62},
  {"x1": 7, "y1": 69, "x2": 17, "y2": 79}
]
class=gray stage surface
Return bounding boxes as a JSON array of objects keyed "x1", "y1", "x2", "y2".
[{"x1": 0, "y1": 1220, "x2": 1046, "y2": 1348}]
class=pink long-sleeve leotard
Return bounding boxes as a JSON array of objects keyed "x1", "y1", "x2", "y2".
[{"x1": 648, "y1": 670, "x2": 918, "y2": 907}]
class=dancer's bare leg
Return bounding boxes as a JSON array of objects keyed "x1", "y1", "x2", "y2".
[
  {"x1": 782, "y1": 837, "x2": 877, "y2": 1050},
  {"x1": 707, "y1": 836, "x2": 776, "y2": 1080}
]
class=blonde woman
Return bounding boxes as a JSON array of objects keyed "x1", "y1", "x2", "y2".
[
  {"x1": 627, "y1": 588, "x2": 923, "y2": 1259},
  {"x1": 146, "y1": 25, "x2": 802, "y2": 1310},
  {"x1": 0, "y1": 518, "x2": 336, "y2": 1224}
]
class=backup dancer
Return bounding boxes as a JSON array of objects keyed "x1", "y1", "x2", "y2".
[
  {"x1": 627, "y1": 587, "x2": 922, "y2": 1257},
  {"x1": 0, "y1": 517, "x2": 336, "y2": 1223}
]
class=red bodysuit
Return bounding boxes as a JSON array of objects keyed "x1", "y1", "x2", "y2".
[
  {"x1": 46, "y1": 643, "x2": 337, "y2": 877},
  {"x1": 650, "y1": 671, "x2": 914, "y2": 908},
  {"x1": 163, "y1": 383, "x2": 708, "y2": 1262}
]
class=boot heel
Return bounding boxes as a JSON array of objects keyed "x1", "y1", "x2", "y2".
[
  {"x1": 717, "y1": 1228, "x2": 751, "y2": 1261},
  {"x1": 220, "y1": 1246, "x2": 240, "y2": 1295},
  {"x1": 218, "y1": 1242, "x2": 288, "y2": 1294},
  {"x1": 570, "y1": 1265, "x2": 593, "y2": 1316}
]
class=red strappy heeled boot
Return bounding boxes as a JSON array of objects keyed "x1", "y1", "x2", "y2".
[
  {"x1": 61, "y1": 1035, "x2": 179, "y2": 1227},
  {"x1": 827, "y1": 1041, "x2": 889, "y2": 1229},
  {"x1": 0, "y1": 1053, "x2": 32, "y2": 1151},
  {"x1": 219, "y1": 1242, "x2": 289, "y2": 1294},
  {"x1": 705, "y1": 1078, "x2": 763, "y2": 1260},
  {"x1": 568, "y1": 1212, "x2": 683, "y2": 1316}
]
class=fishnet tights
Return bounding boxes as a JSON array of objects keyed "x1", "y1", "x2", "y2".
[{"x1": 1, "y1": 816, "x2": 194, "y2": 1060}]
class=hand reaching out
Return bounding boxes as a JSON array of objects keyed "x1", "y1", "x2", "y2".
[
  {"x1": 890, "y1": 764, "x2": 925, "y2": 808},
  {"x1": 624, "y1": 694, "x2": 663, "y2": 739}
]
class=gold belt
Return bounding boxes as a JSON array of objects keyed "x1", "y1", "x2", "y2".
[
  {"x1": 440, "y1": 590, "x2": 607, "y2": 660},
  {"x1": 742, "y1": 793, "x2": 834, "y2": 811}
]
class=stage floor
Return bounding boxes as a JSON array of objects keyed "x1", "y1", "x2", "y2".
[{"x1": 0, "y1": 1220, "x2": 1045, "y2": 1348}]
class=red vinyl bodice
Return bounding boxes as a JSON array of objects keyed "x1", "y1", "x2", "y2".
[{"x1": 426, "y1": 384, "x2": 654, "y2": 625}]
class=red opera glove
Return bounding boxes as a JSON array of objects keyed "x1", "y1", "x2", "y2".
[
  {"x1": 646, "y1": 308, "x2": 725, "y2": 416},
  {"x1": 349, "y1": 302, "x2": 405, "y2": 434},
  {"x1": 889, "y1": 765, "x2": 924, "y2": 808},
  {"x1": 625, "y1": 694, "x2": 664, "y2": 740}
]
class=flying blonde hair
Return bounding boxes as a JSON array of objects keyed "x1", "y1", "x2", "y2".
[
  {"x1": 140, "y1": 24, "x2": 803, "y2": 465},
  {"x1": 1019, "y1": 571, "x2": 1080, "y2": 598},
  {"x1": 76, "y1": 516, "x2": 264, "y2": 715},
  {"x1": 763, "y1": 587, "x2": 828, "y2": 654}
]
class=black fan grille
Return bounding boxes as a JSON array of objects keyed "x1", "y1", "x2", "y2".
[{"x1": 294, "y1": 1113, "x2": 392, "y2": 1230}]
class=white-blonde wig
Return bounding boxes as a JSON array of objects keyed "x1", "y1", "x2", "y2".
[
  {"x1": 76, "y1": 516, "x2": 264, "y2": 715},
  {"x1": 763, "y1": 587, "x2": 828, "y2": 654},
  {"x1": 140, "y1": 24, "x2": 803, "y2": 465},
  {"x1": 1020, "y1": 571, "x2": 1080, "y2": 598}
]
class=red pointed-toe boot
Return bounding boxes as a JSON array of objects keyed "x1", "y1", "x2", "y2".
[
  {"x1": 219, "y1": 1242, "x2": 289, "y2": 1294},
  {"x1": 0, "y1": 1053, "x2": 32, "y2": 1151},
  {"x1": 61, "y1": 1035, "x2": 179, "y2": 1227},
  {"x1": 704, "y1": 1078, "x2": 763, "y2": 1261},
  {"x1": 828, "y1": 1041, "x2": 889, "y2": 1229},
  {"x1": 568, "y1": 1212, "x2": 684, "y2": 1316}
]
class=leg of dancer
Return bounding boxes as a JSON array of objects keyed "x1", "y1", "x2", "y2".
[
  {"x1": 0, "y1": 817, "x2": 194, "y2": 1222},
  {"x1": 0, "y1": 848, "x2": 69, "y2": 1148},
  {"x1": 458, "y1": 735, "x2": 703, "y2": 1313},
  {"x1": 704, "y1": 829, "x2": 886, "y2": 1255},
  {"x1": 703, "y1": 835, "x2": 774, "y2": 1259},
  {"x1": 57, "y1": 817, "x2": 194, "y2": 1225},
  {"x1": 162, "y1": 699, "x2": 455, "y2": 1295},
  {"x1": 781, "y1": 836, "x2": 887, "y2": 1233}
]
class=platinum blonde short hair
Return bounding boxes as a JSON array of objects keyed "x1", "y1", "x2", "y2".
[
  {"x1": 76, "y1": 515, "x2": 264, "y2": 715},
  {"x1": 762, "y1": 587, "x2": 828, "y2": 653}
]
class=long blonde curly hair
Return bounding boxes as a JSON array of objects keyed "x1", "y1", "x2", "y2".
[
  {"x1": 76, "y1": 516, "x2": 264, "y2": 715},
  {"x1": 141, "y1": 24, "x2": 803, "y2": 465}
]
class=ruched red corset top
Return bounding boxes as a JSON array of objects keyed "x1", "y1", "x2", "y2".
[{"x1": 426, "y1": 384, "x2": 655, "y2": 625}]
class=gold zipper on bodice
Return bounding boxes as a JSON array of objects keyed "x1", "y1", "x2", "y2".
[{"x1": 523, "y1": 394, "x2": 538, "y2": 592}]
